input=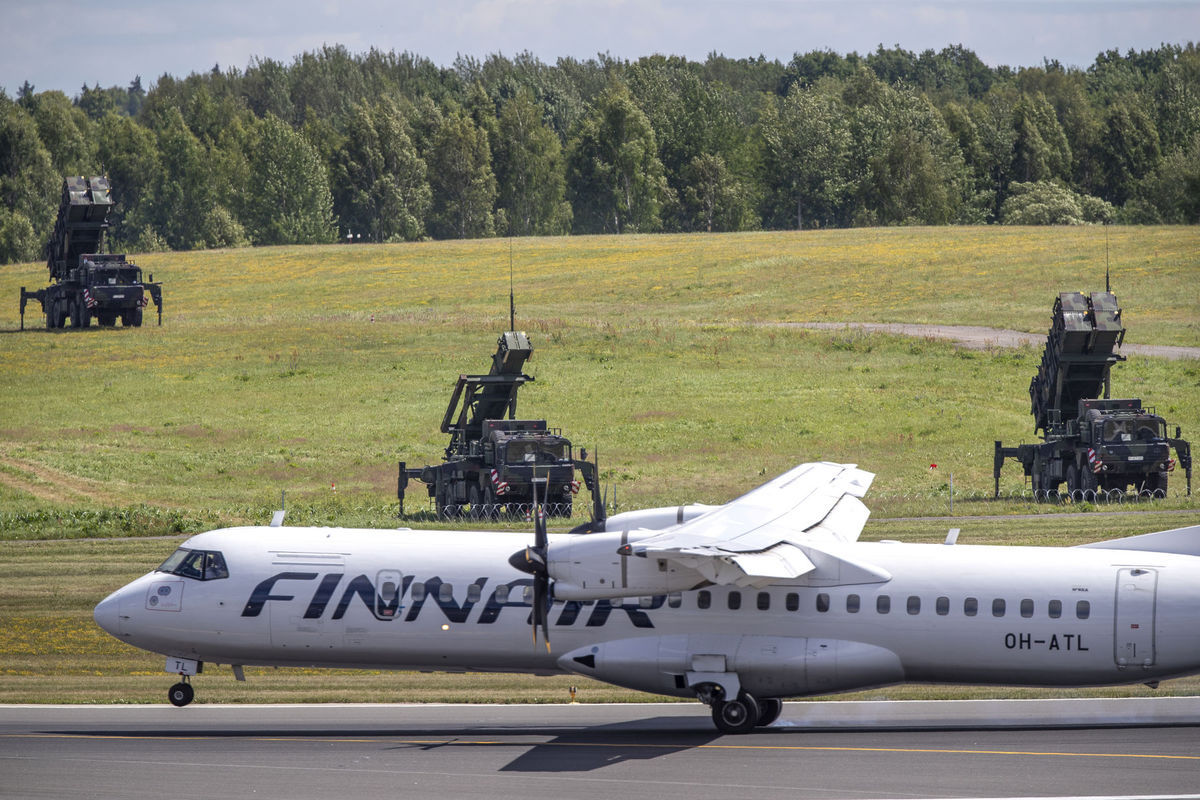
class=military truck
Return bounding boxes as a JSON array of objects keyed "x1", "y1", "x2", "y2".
[
  {"x1": 19, "y1": 176, "x2": 162, "y2": 330},
  {"x1": 994, "y1": 291, "x2": 1191, "y2": 500},
  {"x1": 398, "y1": 331, "x2": 603, "y2": 521}
]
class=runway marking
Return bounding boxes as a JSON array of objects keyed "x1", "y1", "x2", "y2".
[{"x1": 4, "y1": 732, "x2": 1200, "y2": 762}]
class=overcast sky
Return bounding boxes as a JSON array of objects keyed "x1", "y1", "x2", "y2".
[{"x1": 2, "y1": 0, "x2": 1197, "y2": 96}]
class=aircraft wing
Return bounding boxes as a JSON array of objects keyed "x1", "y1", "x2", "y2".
[{"x1": 627, "y1": 462, "x2": 883, "y2": 587}]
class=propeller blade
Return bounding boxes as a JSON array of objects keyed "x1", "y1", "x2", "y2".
[{"x1": 532, "y1": 575, "x2": 551, "y2": 653}]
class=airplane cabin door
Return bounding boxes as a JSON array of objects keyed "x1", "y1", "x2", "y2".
[{"x1": 1114, "y1": 568, "x2": 1157, "y2": 668}]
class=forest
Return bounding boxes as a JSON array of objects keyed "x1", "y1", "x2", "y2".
[{"x1": 1, "y1": 42, "x2": 1197, "y2": 264}]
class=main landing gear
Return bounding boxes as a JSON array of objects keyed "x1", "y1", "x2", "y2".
[
  {"x1": 168, "y1": 677, "x2": 194, "y2": 707},
  {"x1": 704, "y1": 688, "x2": 784, "y2": 734}
]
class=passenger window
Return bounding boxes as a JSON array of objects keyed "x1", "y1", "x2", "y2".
[
  {"x1": 639, "y1": 596, "x2": 655, "y2": 608},
  {"x1": 668, "y1": 592, "x2": 682, "y2": 608},
  {"x1": 964, "y1": 597, "x2": 978, "y2": 616},
  {"x1": 522, "y1": 585, "x2": 534, "y2": 604},
  {"x1": 728, "y1": 591, "x2": 742, "y2": 610},
  {"x1": 936, "y1": 596, "x2": 949, "y2": 616},
  {"x1": 1020, "y1": 599, "x2": 1034, "y2": 618},
  {"x1": 815, "y1": 593, "x2": 829, "y2": 613},
  {"x1": 438, "y1": 583, "x2": 454, "y2": 603},
  {"x1": 876, "y1": 595, "x2": 890, "y2": 614},
  {"x1": 1076, "y1": 600, "x2": 1090, "y2": 620},
  {"x1": 1048, "y1": 599, "x2": 1062, "y2": 619},
  {"x1": 467, "y1": 584, "x2": 482, "y2": 604},
  {"x1": 907, "y1": 596, "x2": 920, "y2": 615},
  {"x1": 494, "y1": 584, "x2": 509, "y2": 603},
  {"x1": 698, "y1": 590, "x2": 711, "y2": 610},
  {"x1": 411, "y1": 582, "x2": 426, "y2": 602},
  {"x1": 786, "y1": 593, "x2": 799, "y2": 611},
  {"x1": 847, "y1": 594, "x2": 860, "y2": 613},
  {"x1": 992, "y1": 599, "x2": 1006, "y2": 617},
  {"x1": 757, "y1": 592, "x2": 770, "y2": 611}
]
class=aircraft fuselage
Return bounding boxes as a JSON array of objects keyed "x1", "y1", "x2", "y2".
[{"x1": 95, "y1": 526, "x2": 1200, "y2": 698}]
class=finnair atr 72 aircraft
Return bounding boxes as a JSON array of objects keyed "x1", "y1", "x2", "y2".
[{"x1": 94, "y1": 462, "x2": 1200, "y2": 733}]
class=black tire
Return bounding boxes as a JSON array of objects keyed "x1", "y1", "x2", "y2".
[
  {"x1": 98, "y1": 312, "x2": 116, "y2": 327},
  {"x1": 45, "y1": 301, "x2": 56, "y2": 330},
  {"x1": 1146, "y1": 471, "x2": 1168, "y2": 497},
  {"x1": 468, "y1": 483, "x2": 483, "y2": 520},
  {"x1": 711, "y1": 691, "x2": 760, "y2": 734},
  {"x1": 1066, "y1": 464, "x2": 1081, "y2": 499},
  {"x1": 129, "y1": 307, "x2": 143, "y2": 327},
  {"x1": 168, "y1": 682, "x2": 194, "y2": 707},
  {"x1": 756, "y1": 697, "x2": 783, "y2": 727}
]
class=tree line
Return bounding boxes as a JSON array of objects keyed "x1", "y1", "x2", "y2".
[{"x1": 2, "y1": 43, "x2": 1198, "y2": 264}]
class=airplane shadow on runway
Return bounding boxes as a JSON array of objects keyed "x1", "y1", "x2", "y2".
[{"x1": 46, "y1": 716, "x2": 723, "y2": 773}]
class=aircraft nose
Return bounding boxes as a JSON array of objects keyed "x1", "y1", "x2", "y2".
[{"x1": 93, "y1": 590, "x2": 124, "y2": 638}]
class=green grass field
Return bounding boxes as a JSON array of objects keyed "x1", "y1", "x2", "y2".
[{"x1": 1, "y1": 225, "x2": 1198, "y2": 703}]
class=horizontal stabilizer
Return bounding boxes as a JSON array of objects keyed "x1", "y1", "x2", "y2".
[{"x1": 1078, "y1": 524, "x2": 1200, "y2": 558}]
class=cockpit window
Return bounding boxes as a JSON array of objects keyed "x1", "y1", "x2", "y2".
[{"x1": 157, "y1": 548, "x2": 229, "y2": 581}]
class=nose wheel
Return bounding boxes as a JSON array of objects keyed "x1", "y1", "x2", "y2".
[{"x1": 168, "y1": 678, "x2": 195, "y2": 707}]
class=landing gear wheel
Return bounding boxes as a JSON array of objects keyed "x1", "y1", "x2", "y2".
[
  {"x1": 711, "y1": 691, "x2": 761, "y2": 734},
  {"x1": 756, "y1": 697, "x2": 783, "y2": 727},
  {"x1": 168, "y1": 681, "x2": 194, "y2": 707}
]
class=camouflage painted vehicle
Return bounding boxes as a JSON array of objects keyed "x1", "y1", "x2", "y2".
[
  {"x1": 398, "y1": 331, "x2": 602, "y2": 521},
  {"x1": 19, "y1": 176, "x2": 162, "y2": 330},
  {"x1": 994, "y1": 291, "x2": 1191, "y2": 500}
]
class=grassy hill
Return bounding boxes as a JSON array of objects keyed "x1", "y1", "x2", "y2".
[{"x1": 1, "y1": 226, "x2": 1197, "y2": 537}]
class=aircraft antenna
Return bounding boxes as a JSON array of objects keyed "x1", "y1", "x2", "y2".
[{"x1": 1105, "y1": 222, "x2": 1111, "y2": 294}]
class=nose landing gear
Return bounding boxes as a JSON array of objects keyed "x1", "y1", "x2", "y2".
[
  {"x1": 164, "y1": 656, "x2": 201, "y2": 706},
  {"x1": 168, "y1": 678, "x2": 195, "y2": 707}
]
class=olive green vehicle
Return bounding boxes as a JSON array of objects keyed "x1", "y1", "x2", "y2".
[
  {"x1": 19, "y1": 176, "x2": 162, "y2": 330},
  {"x1": 994, "y1": 291, "x2": 1191, "y2": 500},
  {"x1": 398, "y1": 331, "x2": 604, "y2": 522}
]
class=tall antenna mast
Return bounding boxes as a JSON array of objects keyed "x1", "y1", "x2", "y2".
[
  {"x1": 1104, "y1": 222, "x2": 1111, "y2": 294},
  {"x1": 509, "y1": 239, "x2": 515, "y2": 331}
]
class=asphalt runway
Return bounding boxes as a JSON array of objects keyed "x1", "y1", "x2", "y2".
[{"x1": 3, "y1": 701, "x2": 1199, "y2": 800}]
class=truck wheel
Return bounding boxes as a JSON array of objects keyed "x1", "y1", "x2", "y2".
[
  {"x1": 1146, "y1": 472, "x2": 1168, "y2": 498},
  {"x1": 130, "y1": 307, "x2": 143, "y2": 327},
  {"x1": 70, "y1": 297, "x2": 82, "y2": 328},
  {"x1": 1080, "y1": 465, "x2": 1097, "y2": 499},
  {"x1": 45, "y1": 301, "x2": 56, "y2": 330},
  {"x1": 1066, "y1": 464, "x2": 1079, "y2": 498},
  {"x1": 468, "y1": 484, "x2": 483, "y2": 519}
]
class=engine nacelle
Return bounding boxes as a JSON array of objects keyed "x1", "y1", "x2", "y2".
[
  {"x1": 548, "y1": 530, "x2": 707, "y2": 601},
  {"x1": 558, "y1": 634, "x2": 905, "y2": 699}
]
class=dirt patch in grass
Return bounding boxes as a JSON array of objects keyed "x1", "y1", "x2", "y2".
[
  {"x1": 0, "y1": 450, "x2": 115, "y2": 505},
  {"x1": 777, "y1": 322, "x2": 1200, "y2": 360}
]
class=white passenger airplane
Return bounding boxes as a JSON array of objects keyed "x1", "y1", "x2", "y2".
[{"x1": 94, "y1": 462, "x2": 1200, "y2": 733}]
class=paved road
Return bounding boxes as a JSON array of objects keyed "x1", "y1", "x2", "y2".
[
  {"x1": 776, "y1": 322, "x2": 1200, "y2": 360},
  {"x1": 3, "y1": 701, "x2": 1199, "y2": 800}
]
